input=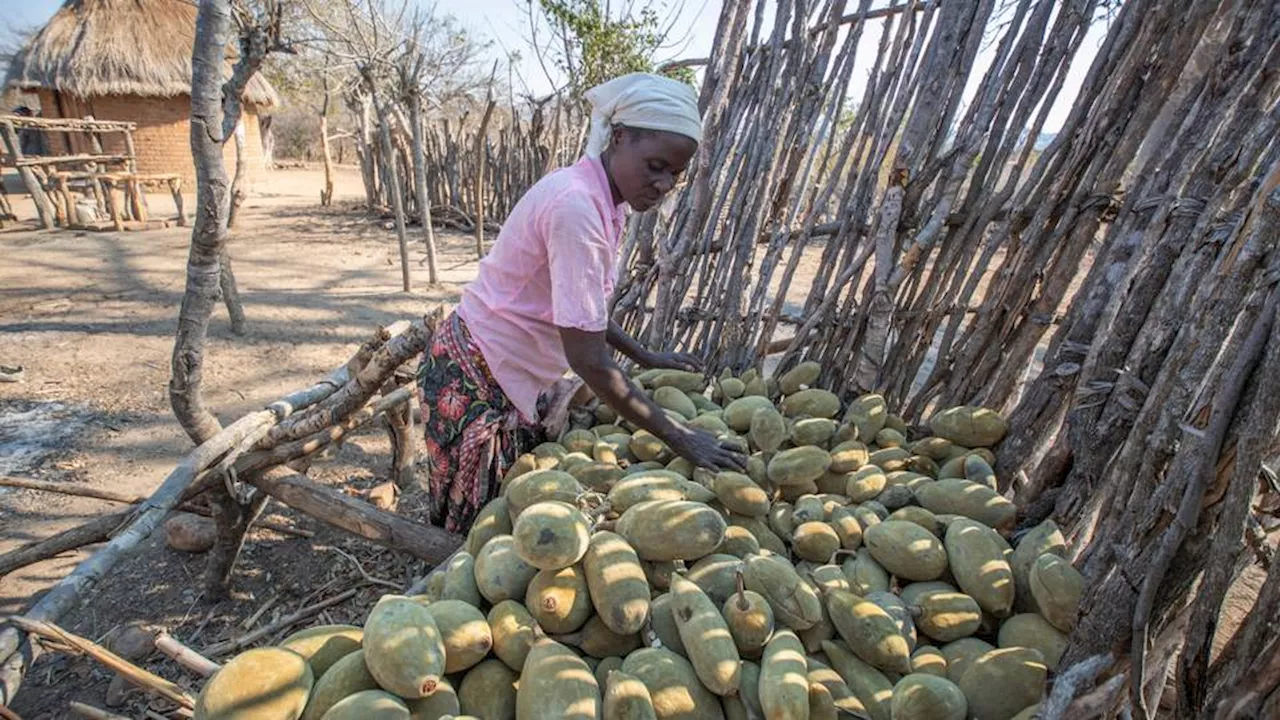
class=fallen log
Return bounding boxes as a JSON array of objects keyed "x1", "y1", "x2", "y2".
[
  {"x1": 0, "y1": 476, "x2": 144, "y2": 504},
  {"x1": 0, "y1": 510, "x2": 130, "y2": 577},
  {"x1": 248, "y1": 466, "x2": 461, "y2": 565},
  {"x1": 0, "y1": 492, "x2": 317, "y2": 579}
]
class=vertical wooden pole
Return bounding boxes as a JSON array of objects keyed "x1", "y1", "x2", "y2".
[
  {"x1": 376, "y1": 103, "x2": 411, "y2": 292},
  {"x1": 104, "y1": 177, "x2": 124, "y2": 231},
  {"x1": 473, "y1": 68, "x2": 498, "y2": 258},
  {"x1": 170, "y1": 178, "x2": 187, "y2": 226},
  {"x1": 1, "y1": 120, "x2": 56, "y2": 229},
  {"x1": 408, "y1": 93, "x2": 438, "y2": 283},
  {"x1": 319, "y1": 77, "x2": 334, "y2": 207}
]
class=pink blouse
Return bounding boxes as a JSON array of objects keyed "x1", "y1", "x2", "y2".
[{"x1": 457, "y1": 155, "x2": 627, "y2": 422}]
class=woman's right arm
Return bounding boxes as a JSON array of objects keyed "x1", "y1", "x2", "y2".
[{"x1": 559, "y1": 326, "x2": 746, "y2": 472}]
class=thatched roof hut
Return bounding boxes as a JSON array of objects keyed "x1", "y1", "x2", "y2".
[{"x1": 4, "y1": 0, "x2": 280, "y2": 186}]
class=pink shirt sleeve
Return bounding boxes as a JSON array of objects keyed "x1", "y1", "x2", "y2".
[{"x1": 545, "y1": 194, "x2": 611, "y2": 333}]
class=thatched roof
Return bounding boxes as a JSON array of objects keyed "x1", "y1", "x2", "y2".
[{"x1": 4, "y1": 0, "x2": 279, "y2": 108}]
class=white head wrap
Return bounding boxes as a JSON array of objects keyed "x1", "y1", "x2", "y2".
[{"x1": 583, "y1": 73, "x2": 702, "y2": 158}]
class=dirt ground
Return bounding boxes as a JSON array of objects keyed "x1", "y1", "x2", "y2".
[{"x1": 0, "y1": 165, "x2": 484, "y2": 717}]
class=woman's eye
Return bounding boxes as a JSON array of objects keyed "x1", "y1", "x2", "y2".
[{"x1": 648, "y1": 162, "x2": 665, "y2": 173}]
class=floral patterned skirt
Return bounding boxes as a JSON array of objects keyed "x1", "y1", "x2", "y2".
[{"x1": 416, "y1": 312, "x2": 542, "y2": 533}]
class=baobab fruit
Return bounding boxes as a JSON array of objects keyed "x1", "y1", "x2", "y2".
[
  {"x1": 928, "y1": 406, "x2": 1009, "y2": 448},
  {"x1": 863, "y1": 521, "x2": 948, "y2": 581},
  {"x1": 516, "y1": 639, "x2": 601, "y2": 720},
  {"x1": 890, "y1": 674, "x2": 967, "y2": 720},
  {"x1": 424, "y1": 600, "x2": 492, "y2": 674},
  {"x1": 778, "y1": 360, "x2": 821, "y2": 395},
  {"x1": 321, "y1": 689, "x2": 409, "y2": 719},
  {"x1": 781, "y1": 388, "x2": 841, "y2": 419},
  {"x1": 194, "y1": 647, "x2": 313, "y2": 719},
  {"x1": 362, "y1": 597, "x2": 445, "y2": 698},
  {"x1": 512, "y1": 501, "x2": 590, "y2": 571}
]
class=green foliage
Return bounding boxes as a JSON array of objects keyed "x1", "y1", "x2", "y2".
[
  {"x1": 660, "y1": 65, "x2": 697, "y2": 86},
  {"x1": 538, "y1": 0, "x2": 683, "y2": 97}
]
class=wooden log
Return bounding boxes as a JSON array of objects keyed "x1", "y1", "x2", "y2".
[
  {"x1": 0, "y1": 474, "x2": 311, "y2": 538},
  {"x1": 248, "y1": 466, "x2": 461, "y2": 564},
  {"x1": 0, "y1": 475, "x2": 146, "y2": 504},
  {"x1": 0, "y1": 510, "x2": 129, "y2": 577}
]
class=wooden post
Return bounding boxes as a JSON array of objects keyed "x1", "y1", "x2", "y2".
[
  {"x1": 1, "y1": 119, "x2": 56, "y2": 229},
  {"x1": 103, "y1": 177, "x2": 124, "y2": 232},
  {"x1": 319, "y1": 80, "x2": 335, "y2": 206},
  {"x1": 374, "y1": 94, "x2": 411, "y2": 292},
  {"x1": 55, "y1": 174, "x2": 74, "y2": 227},
  {"x1": 408, "y1": 92, "x2": 438, "y2": 282},
  {"x1": 169, "y1": 177, "x2": 186, "y2": 226},
  {"x1": 0, "y1": 183, "x2": 13, "y2": 227},
  {"x1": 473, "y1": 92, "x2": 497, "y2": 258}
]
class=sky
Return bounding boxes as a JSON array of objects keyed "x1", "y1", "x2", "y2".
[{"x1": 4, "y1": 0, "x2": 1109, "y2": 133}]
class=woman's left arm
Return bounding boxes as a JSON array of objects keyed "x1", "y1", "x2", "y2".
[{"x1": 607, "y1": 320, "x2": 701, "y2": 371}]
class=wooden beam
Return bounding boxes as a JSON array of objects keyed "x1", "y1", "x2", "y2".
[
  {"x1": 14, "y1": 154, "x2": 130, "y2": 168},
  {"x1": 0, "y1": 115, "x2": 136, "y2": 132}
]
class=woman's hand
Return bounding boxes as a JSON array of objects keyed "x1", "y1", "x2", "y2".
[
  {"x1": 640, "y1": 350, "x2": 703, "y2": 372},
  {"x1": 667, "y1": 425, "x2": 748, "y2": 472}
]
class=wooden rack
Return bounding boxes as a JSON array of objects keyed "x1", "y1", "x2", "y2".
[{"x1": 0, "y1": 115, "x2": 186, "y2": 231}]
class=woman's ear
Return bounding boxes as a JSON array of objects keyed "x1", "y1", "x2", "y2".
[{"x1": 610, "y1": 125, "x2": 626, "y2": 150}]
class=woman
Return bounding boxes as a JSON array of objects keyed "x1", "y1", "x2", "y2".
[{"x1": 417, "y1": 73, "x2": 747, "y2": 533}]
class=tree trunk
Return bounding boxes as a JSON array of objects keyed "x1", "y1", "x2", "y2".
[
  {"x1": 320, "y1": 81, "x2": 335, "y2": 207},
  {"x1": 356, "y1": 95, "x2": 378, "y2": 210},
  {"x1": 260, "y1": 115, "x2": 274, "y2": 169},
  {"x1": 227, "y1": 125, "x2": 247, "y2": 229},
  {"x1": 219, "y1": 248, "x2": 246, "y2": 336},
  {"x1": 474, "y1": 83, "x2": 498, "y2": 258},
  {"x1": 375, "y1": 98, "x2": 411, "y2": 293},
  {"x1": 408, "y1": 93, "x2": 439, "y2": 283},
  {"x1": 170, "y1": 0, "x2": 236, "y2": 447}
]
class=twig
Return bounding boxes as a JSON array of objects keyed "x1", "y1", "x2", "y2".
[
  {"x1": 69, "y1": 701, "x2": 131, "y2": 720},
  {"x1": 6, "y1": 617, "x2": 194, "y2": 709},
  {"x1": 201, "y1": 588, "x2": 358, "y2": 657},
  {"x1": 0, "y1": 704, "x2": 21, "y2": 720},
  {"x1": 240, "y1": 593, "x2": 279, "y2": 631},
  {"x1": 154, "y1": 632, "x2": 220, "y2": 678},
  {"x1": 329, "y1": 546, "x2": 401, "y2": 590}
]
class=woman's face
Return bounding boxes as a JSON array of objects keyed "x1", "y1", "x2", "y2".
[{"x1": 605, "y1": 126, "x2": 698, "y2": 212}]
